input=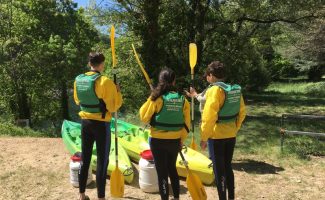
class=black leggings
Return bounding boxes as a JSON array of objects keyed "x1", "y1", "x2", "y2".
[
  {"x1": 208, "y1": 137, "x2": 236, "y2": 200},
  {"x1": 150, "y1": 138, "x2": 180, "y2": 200},
  {"x1": 79, "y1": 119, "x2": 111, "y2": 198}
]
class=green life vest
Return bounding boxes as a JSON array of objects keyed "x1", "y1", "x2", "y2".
[
  {"x1": 211, "y1": 82, "x2": 241, "y2": 123},
  {"x1": 150, "y1": 92, "x2": 188, "y2": 131},
  {"x1": 75, "y1": 72, "x2": 107, "y2": 118}
]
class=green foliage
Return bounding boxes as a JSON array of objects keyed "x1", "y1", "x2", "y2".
[
  {"x1": 102, "y1": 35, "x2": 149, "y2": 112},
  {"x1": 270, "y1": 54, "x2": 299, "y2": 79},
  {"x1": 0, "y1": 122, "x2": 50, "y2": 137},
  {"x1": 0, "y1": 0, "x2": 99, "y2": 128}
]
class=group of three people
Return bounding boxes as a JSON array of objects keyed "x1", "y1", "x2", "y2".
[{"x1": 74, "y1": 52, "x2": 246, "y2": 200}]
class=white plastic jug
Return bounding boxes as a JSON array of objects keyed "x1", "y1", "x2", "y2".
[
  {"x1": 139, "y1": 150, "x2": 159, "y2": 193},
  {"x1": 69, "y1": 153, "x2": 92, "y2": 187}
]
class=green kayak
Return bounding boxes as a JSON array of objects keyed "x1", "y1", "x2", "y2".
[
  {"x1": 111, "y1": 118, "x2": 215, "y2": 185},
  {"x1": 61, "y1": 120, "x2": 134, "y2": 184}
]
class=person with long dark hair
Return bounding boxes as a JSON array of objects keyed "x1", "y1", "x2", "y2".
[
  {"x1": 139, "y1": 68, "x2": 190, "y2": 200},
  {"x1": 74, "y1": 52, "x2": 122, "y2": 200},
  {"x1": 200, "y1": 61, "x2": 246, "y2": 200}
]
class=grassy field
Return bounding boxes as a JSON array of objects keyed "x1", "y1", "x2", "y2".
[{"x1": 182, "y1": 81, "x2": 325, "y2": 161}]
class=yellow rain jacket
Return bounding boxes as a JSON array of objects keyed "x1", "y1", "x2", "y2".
[
  {"x1": 139, "y1": 94, "x2": 190, "y2": 143},
  {"x1": 201, "y1": 85, "x2": 246, "y2": 141},
  {"x1": 74, "y1": 71, "x2": 123, "y2": 122}
]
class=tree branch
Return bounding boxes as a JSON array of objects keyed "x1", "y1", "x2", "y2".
[{"x1": 233, "y1": 14, "x2": 319, "y2": 24}]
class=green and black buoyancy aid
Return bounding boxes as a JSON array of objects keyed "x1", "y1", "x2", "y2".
[
  {"x1": 75, "y1": 71, "x2": 107, "y2": 118},
  {"x1": 212, "y1": 82, "x2": 241, "y2": 123},
  {"x1": 150, "y1": 92, "x2": 189, "y2": 132}
]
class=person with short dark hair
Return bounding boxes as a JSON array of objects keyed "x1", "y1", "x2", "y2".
[
  {"x1": 139, "y1": 68, "x2": 190, "y2": 200},
  {"x1": 200, "y1": 61, "x2": 246, "y2": 200},
  {"x1": 74, "y1": 52, "x2": 122, "y2": 200}
]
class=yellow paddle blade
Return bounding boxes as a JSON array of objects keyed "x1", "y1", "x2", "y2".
[
  {"x1": 131, "y1": 44, "x2": 152, "y2": 86},
  {"x1": 190, "y1": 137, "x2": 197, "y2": 150},
  {"x1": 110, "y1": 26, "x2": 117, "y2": 68},
  {"x1": 186, "y1": 171, "x2": 207, "y2": 200},
  {"x1": 110, "y1": 166, "x2": 124, "y2": 198},
  {"x1": 189, "y1": 43, "x2": 197, "y2": 74}
]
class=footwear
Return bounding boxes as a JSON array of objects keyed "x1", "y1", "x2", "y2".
[{"x1": 79, "y1": 195, "x2": 90, "y2": 200}]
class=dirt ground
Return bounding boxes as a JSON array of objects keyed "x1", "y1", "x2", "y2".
[{"x1": 0, "y1": 137, "x2": 324, "y2": 200}]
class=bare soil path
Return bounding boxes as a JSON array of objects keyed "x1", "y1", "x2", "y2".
[{"x1": 0, "y1": 137, "x2": 324, "y2": 200}]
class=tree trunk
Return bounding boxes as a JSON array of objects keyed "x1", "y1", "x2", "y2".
[
  {"x1": 142, "y1": 0, "x2": 161, "y2": 80},
  {"x1": 61, "y1": 81, "x2": 70, "y2": 120}
]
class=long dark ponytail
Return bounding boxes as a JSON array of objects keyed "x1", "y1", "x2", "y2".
[{"x1": 151, "y1": 68, "x2": 176, "y2": 101}]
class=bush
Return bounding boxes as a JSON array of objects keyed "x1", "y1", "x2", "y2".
[
  {"x1": 308, "y1": 65, "x2": 324, "y2": 82},
  {"x1": 246, "y1": 58, "x2": 271, "y2": 92},
  {"x1": 0, "y1": 122, "x2": 49, "y2": 137}
]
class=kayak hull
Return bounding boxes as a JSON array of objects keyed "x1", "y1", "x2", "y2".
[{"x1": 61, "y1": 120, "x2": 134, "y2": 184}]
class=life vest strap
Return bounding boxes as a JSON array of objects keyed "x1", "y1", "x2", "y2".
[
  {"x1": 150, "y1": 119, "x2": 189, "y2": 133},
  {"x1": 80, "y1": 103, "x2": 101, "y2": 108},
  {"x1": 217, "y1": 113, "x2": 239, "y2": 122}
]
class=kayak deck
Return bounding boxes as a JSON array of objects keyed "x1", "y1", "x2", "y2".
[{"x1": 111, "y1": 119, "x2": 215, "y2": 185}]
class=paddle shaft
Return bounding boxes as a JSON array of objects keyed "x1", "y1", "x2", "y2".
[
  {"x1": 114, "y1": 73, "x2": 119, "y2": 167},
  {"x1": 191, "y1": 74, "x2": 195, "y2": 133},
  {"x1": 131, "y1": 44, "x2": 154, "y2": 90},
  {"x1": 179, "y1": 151, "x2": 190, "y2": 172}
]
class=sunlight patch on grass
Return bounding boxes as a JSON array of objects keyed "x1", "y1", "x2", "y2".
[{"x1": 265, "y1": 82, "x2": 325, "y2": 97}]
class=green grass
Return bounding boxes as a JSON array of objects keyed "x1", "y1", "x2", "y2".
[
  {"x1": 0, "y1": 122, "x2": 52, "y2": 137},
  {"x1": 265, "y1": 82, "x2": 325, "y2": 97},
  {"x1": 246, "y1": 81, "x2": 325, "y2": 116}
]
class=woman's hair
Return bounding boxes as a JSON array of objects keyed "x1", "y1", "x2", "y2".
[
  {"x1": 151, "y1": 68, "x2": 176, "y2": 101},
  {"x1": 88, "y1": 52, "x2": 105, "y2": 67},
  {"x1": 204, "y1": 61, "x2": 225, "y2": 79}
]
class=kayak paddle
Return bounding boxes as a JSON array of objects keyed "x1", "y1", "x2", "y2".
[
  {"x1": 179, "y1": 151, "x2": 207, "y2": 200},
  {"x1": 131, "y1": 43, "x2": 154, "y2": 90},
  {"x1": 189, "y1": 43, "x2": 197, "y2": 150},
  {"x1": 109, "y1": 25, "x2": 124, "y2": 198}
]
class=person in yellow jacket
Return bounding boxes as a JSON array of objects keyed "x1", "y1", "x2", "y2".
[
  {"x1": 73, "y1": 52, "x2": 122, "y2": 200},
  {"x1": 200, "y1": 61, "x2": 246, "y2": 200},
  {"x1": 139, "y1": 68, "x2": 190, "y2": 200}
]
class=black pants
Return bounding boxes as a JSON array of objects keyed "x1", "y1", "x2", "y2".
[
  {"x1": 79, "y1": 119, "x2": 111, "y2": 198},
  {"x1": 208, "y1": 137, "x2": 236, "y2": 200},
  {"x1": 150, "y1": 138, "x2": 180, "y2": 200}
]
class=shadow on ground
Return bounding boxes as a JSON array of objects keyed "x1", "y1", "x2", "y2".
[{"x1": 233, "y1": 159, "x2": 284, "y2": 174}]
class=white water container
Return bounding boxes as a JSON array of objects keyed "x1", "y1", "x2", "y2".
[
  {"x1": 69, "y1": 153, "x2": 93, "y2": 187},
  {"x1": 139, "y1": 150, "x2": 159, "y2": 193}
]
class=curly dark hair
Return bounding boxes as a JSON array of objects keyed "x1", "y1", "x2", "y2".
[{"x1": 204, "y1": 61, "x2": 225, "y2": 79}]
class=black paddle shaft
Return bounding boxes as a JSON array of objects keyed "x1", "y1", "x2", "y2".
[
  {"x1": 114, "y1": 73, "x2": 118, "y2": 166},
  {"x1": 179, "y1": 151, "x2": 190, "y2": 171},
  {"x1": 190, "y1": 74, "x2": 195, "y2": 132}
]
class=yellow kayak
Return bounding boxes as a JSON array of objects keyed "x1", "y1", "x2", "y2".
[{"x1": 112, "y1": 119, "x2": 215, "y2": 185}]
